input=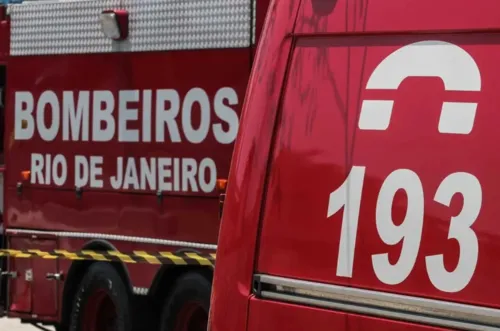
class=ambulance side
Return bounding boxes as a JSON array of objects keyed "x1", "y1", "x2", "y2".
[{"x1": 210, "y1": 0, "x2": 500, "y2": 330}]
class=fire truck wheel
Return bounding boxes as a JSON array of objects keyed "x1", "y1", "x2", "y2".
[
  {"x1": 68, "y1": 262, "x2": 133, "y2": 331},
  {"x1": 159, "y1": 272, "x2": 211, "y2": 331}
]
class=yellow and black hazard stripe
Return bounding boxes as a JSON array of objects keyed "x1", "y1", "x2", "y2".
[{"x1": 0, "y1": 249, "x2": 216, "y2": 266}]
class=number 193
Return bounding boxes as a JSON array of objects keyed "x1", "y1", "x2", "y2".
[{"x1": 327, "y1": 166, "x2": 482, "y2": 293}]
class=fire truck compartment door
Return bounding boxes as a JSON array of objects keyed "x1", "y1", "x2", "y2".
[
  {"x1": 31, "y1": 238, "x2": 58, "y2": 317},
  {"x1": 8, "y1": 237, "x2": 33, "y2": 313}
]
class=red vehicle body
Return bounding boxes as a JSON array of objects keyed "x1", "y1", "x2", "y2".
[
  {"x1": 210, "y1": 0, "x2": 500, "y2": 330},
  {"x1": 0, "y1": 0, "x2": 269, "y2": 330}
]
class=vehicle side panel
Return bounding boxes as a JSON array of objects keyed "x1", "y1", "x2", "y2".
[
  {"x1": 6, "y1": 187, "x2": 219, "y2": 243},
  {"x1": 247, "y1": 298, "x2": 348, "y2": 331},
  {"x1": 6, "y1": 49, "x2": 250, "y2": 196},
  {"x1": 256, "y1": 31, "x2": 500, "y2": 308},
  {"x1": 348, "y1": 314, "x2": 451, "y2": 331},
  {"x1": 247, "y1": 298, "x2": 451, "y2": 331}
]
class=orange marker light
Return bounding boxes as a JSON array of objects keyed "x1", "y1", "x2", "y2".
[
  {"x1": 216, "y1": 179, "x2": 228, "y2": 192},
  {"x1": 21, "y1": 170, "x2": 30, "y2": 181}
]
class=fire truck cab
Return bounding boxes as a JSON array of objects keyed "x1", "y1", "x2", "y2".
[
  {"x1": 209, "y1": 0, "x2": 500, "y2": 330},
  {"x1": 0, "y1": 0, "x2": 268, "y2": 330}
]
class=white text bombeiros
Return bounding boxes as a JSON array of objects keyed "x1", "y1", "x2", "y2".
[
  {"x1": 15, "y1": 87, "x2": 239, "y2": 193},
  {"x1": 14, "y1": 87, "x2": 238, "y2": 143}
]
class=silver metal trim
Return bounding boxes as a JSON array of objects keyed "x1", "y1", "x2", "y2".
[
  {"x1": 6, "y1": 228, "x2": 217, "y2": 250},
  {"x1": 254, "y1": 274, "x2": 500, "y2": 331}
]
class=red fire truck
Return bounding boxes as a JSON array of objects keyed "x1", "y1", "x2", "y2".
[
  {"x1": 0, "y1": 0, "x2": 269, "y2": 330},
  {"x1": 209, "y1": 0, "x2": 500, "y2": 330}
]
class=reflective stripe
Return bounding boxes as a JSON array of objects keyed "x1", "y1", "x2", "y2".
[{"x1": 0, "y1": 248, "x2": 215, "y2": 266}]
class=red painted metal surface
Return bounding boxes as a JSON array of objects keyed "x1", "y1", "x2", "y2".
[
  {"x1": 210, "y1": 0, "x2": 500, "y2": 330},
  {"x1": 247, "y1": 298, "x2": 450, "y2": 331},
  {"x1": 5, "y1": 49, "x2": 250, "y2": 196},
  {"x1": 246, "y1": 298, "x2": 349, "y2": 331},
  {"x1": 0, "y1": 6, "x2": 8, "y2": 64},
  {"x1": 4, "y1": 49, "x2": 251, "y2": 240},
  {"x1": 208, "y1": 0, "x2": 302, "y2": 330},
  {"x1": 6, "y1": 186, "x2": 220, "y2": 242},
  {"x1": 295, "y1": 0, "x2": 500, "y2": 35},
  {"x1": 348, "y1": 314, "x2": 451, "y2": 331},
  {"x1": 256, "y1": 30, "x2": 500, "y2": 307}
]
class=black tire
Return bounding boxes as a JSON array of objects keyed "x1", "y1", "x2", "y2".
[
  {"x1": 159, "y1": 272, "x2": 212, "y2": 331},
  {"x1": 68, "y1": 262, "x2": 133, "y2": 331},
  {"x1": 55, "y1": 325, "x2": 68, "y2": 331}
]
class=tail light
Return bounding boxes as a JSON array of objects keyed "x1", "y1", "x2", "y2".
[
  {"x1": 20, "y1": 170, "x2": 30, "y2": 182},
  {"x1": 216, "y1": 179, "x2": 228, "y2": 220}
]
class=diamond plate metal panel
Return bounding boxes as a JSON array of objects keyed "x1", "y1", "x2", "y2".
[{"x1": 9, "y1": 0, "x2": 255, "y2": 56}]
